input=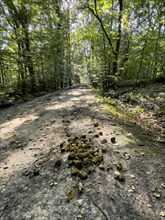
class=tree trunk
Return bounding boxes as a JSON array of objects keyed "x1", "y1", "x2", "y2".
[
  {"x1": 88, "y1": 0, "x2": 123, "y2": 76},
  {"x1": 113, "y1": 0, "x2": 123, "y2": 75},
  {"x1": 24, "y1": 28, "x2": 36, "y2": 93}
]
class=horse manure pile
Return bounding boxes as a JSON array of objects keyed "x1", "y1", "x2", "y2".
[{"x1": 60, "y1": 135, "x2": 104, "y2": 179}]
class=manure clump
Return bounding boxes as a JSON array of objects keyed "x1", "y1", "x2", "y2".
[{"x1": 61, "y1": 135, "x2": 104, "y2": 179}]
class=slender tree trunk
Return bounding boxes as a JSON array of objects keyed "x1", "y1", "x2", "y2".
[
  {"x1": 17, "y1": 40, "x2": 26, "y2": 94},
  {"x1": 152, "y1": 23, "x2": 162, "y2": 79},
  {"x1": 40, "y1": 53, "x2": 45, "y2": 90},
  {"x1": 24, "y1": 28, "x2": 36, "y2": 93},
  {"x1": 137, "y1": 40, "x2": 147, "y2": 80},
  {"x1": 0, "y1": 60, "x2": 6, "y2": 86},
  {"x1": 112, "y1": 0, "x2": 123, "y2": 75}
]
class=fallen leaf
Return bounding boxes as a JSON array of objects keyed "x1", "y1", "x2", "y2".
[
  {"x1": 160, "y1": 211, "x2": 165, "y2": 217},
  {"x1": 161, "y1": 183, "x2": 165, "y2": 189},
  {"x1": 78, "y1": 183, "x2": 84, "y2": 194},
  {"x1": 50, "y1": 182, "x2": 54, "y2": 187},
  {"x1": 114, "y1": 171, "x2": 125, "y2": 182},
  {"x1": 75, "y1": 199, "x2": 84, "y2": 206},
  {"x1": 77, "y1": 214, "x2": 83, "y2": 219},
  {"x1": 128, "y1": 186, "x2": 136, "y2": 193},
  {"x1": 99, "y1": 163, "x2": 106, "y2": 170},
  {"x1": 50, "y1": 182, "x2": 58, "y2": 187},
  {"x1": 130, "y1": 174, "x2": 136, "y2": 179},
  {"x1": 153, "y1": 187, "x2": 161, "y2": 198}
]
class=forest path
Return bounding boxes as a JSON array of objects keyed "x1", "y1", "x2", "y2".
[{"x1": 0, "y1": 86, "x2": 164, "y2": 220}]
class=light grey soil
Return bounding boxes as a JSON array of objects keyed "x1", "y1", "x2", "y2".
[{"x1": 0, "y1": 86, "x2": 164, "y2": 220}]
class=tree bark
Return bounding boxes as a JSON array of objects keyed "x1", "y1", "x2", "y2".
[
  {"x1": 24, "y1": 27, "x2": 36, "y2": 93},
  {"x1": 113, "y1": 0, "x2": 123, "y2": 75}
]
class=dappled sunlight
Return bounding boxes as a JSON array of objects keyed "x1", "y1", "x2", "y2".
[
  {"x1": 45, "y1": 101, "x2": 75, "y2": 111},
  {"x1": 64, "y1": 91, "x2": 82, "y2": 96},
  {"x1": 0, "y1": 148, "x2": 36, "y2": 179},
  {"x1": 0, "y1": 0, "x2": 164, "y2": 216},
  {"x1": 45, "y1": 104, "x2": 65, "y2": 111},
  {"x1": 0, "y1": 87, "x2": 164, "y2": 220},
  {"x1": 69, "y1": 97, "x2": 82, "y2": 101},
  {"x1": 0, "y1": 114, "x2": 39, "y2": 140}
]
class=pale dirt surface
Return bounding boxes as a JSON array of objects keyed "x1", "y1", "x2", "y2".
[{"x1": 0, "y1": 86, "x2": 165, "y2": 220}]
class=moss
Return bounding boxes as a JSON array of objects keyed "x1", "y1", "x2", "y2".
[
  {"x1": 128, "y1": 107, "x2": 144, "y2": 115},
  {"x1": 97, "y1": 95, "x2": 127, "y2": 118},
  {"x1": 98, "y1": 96, "x2": 117, "y2": 106},
  {"x1": 106, "y1": 104, "x2": 126, "y2": 117},
  {"x1": 97, "y1": 95, "x2": 145, "y2": 120}
]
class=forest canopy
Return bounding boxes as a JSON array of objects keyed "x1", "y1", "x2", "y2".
[{"x1": 0, "y1": 0, "x2": 165, "y2": 96}]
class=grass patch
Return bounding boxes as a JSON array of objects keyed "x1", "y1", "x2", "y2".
[
  {"x1": 97, "y1": 95, "x2": 145, "y2": 120},
  {"x1": 127, "y1": 107, "x2": 144, "y2": 116},
  {"x1": 97, "y1": 96, "x2": 128, "y2": 118}
]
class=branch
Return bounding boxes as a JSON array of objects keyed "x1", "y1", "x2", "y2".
[
  {"x1": 0, "y1": 2, "x2": 16, "y2": 30},
  {"x1": 1, "y1": 0, "x2": 20, "y2": 29},
  {"x1": 94, "y1": 0, "x2": 97, "y2": 14},
  {"x1": 87, "y1": 5, "x2": 116, "y2": 56},
  {"x1": 131, "y1": 12, "x2": 154, "y2": 33}
]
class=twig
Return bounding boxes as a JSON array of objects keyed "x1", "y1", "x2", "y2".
[{"x1": 91, "y1": 198, "x2": 111, "y2": 220}]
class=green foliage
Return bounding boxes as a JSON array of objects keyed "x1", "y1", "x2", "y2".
[
  {"x1": 0, "y1": 0, "x2": 73, "y2": 94},
  {"x1": 0, "y1": 0, "x2": 165, "y2": 96}
]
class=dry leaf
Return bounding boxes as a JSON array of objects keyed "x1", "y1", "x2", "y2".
[
  {"x1": 160, "y1": 211, "x2": 165, "y2": 217},
  {"x1": 153, "y1": 187, "x2": 161, "y2": 198},
  {"x1": 128, "y1": 186, "x2": 136, "y2": 193}
]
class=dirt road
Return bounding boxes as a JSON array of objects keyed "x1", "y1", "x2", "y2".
[{"x1": 0, "y1": 86, "x2": 164, "y2": 220}]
